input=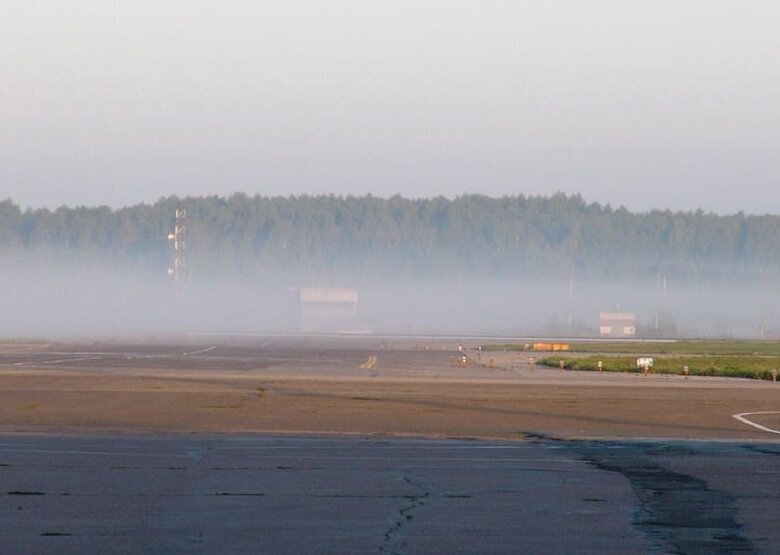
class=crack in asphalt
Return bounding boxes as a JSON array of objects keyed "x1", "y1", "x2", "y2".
[{"x1": 380, "y1": 476, "x2": 432, "y2": 555}]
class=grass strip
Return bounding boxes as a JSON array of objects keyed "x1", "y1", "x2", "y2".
[
  {"x1": 483, "y1": 340, "x2": 780, "y2": 356},
  {"x1": 537, "y1": 355, "x2": 780, "y2": 380}
]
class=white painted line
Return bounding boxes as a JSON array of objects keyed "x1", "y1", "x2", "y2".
[
  {"x1": 36, "y1": 351, "x2": 173, "y2": 358},
  {"x1": 733, "y1": 411, "x2": 780, "y2": 435},
  {"x1": 188, "y1": 331, "x2": 678, "y2": 343},
  {"x1": 0, "y1": 356, "x2": 104, "y2": 367},
  {"x1": 31, "y1": 352, "x2": 128, "y2": 356},
  {"x1": 224, "y1": 455, "x2": 583, "y2": 463},
  {"x1": 0, "y1": 349, "x2": 215, "y2": 366},
  {"x1": 0, "y1": 448, "x2": 179, "y2": 457},
  {"x1": 217, "y1": 445, "x2": 540, "y2": 451},
  {"x1": 184, "y1": 346, "x2": 217, "y2": 356}
]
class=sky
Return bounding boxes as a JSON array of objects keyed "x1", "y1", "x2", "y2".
[{"x1": 1, "y1": 1, "x2": 779, "y2": 214}]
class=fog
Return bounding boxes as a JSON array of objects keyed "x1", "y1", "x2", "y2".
[
  {"x1": 4, "y1": 0, "x2": 779, "y2": 340},
  {"x1": 1, "y1": 258, "x2": 778, "y2": 340}
]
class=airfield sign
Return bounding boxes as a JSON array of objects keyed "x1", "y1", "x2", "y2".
[{"x1": 636, "y1": 357, "x2": 654, "y2": 369}]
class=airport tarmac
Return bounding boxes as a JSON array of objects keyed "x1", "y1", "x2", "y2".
[
  {"x1": 0, "y1": 337, "x2": 777, "y2": 440},
  {"x1": 1, "y1": 433, "x2": 778, "y2": 554},
  {"x1": 0, "y1": 336, "x2": 778, "y2": 553}
]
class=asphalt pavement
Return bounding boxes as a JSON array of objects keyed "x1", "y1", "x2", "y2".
[{"x1": 1, "y1": 434, "x2": 778, "y2": 554}]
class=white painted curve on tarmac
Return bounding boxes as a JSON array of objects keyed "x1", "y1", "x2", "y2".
[{"x1": 733, "y1": 411, "x2": 780, "y2": 435}]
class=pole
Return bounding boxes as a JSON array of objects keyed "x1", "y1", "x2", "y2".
[
  {"x1": 567, "y1": 273, "x2": 573, "y2": 333},
  {"x1": 758, "y1": 268, "x2": 766, "y2": 340},
  {"x1": 167, "y1": 208, "x2": 187, "y2": 298}
]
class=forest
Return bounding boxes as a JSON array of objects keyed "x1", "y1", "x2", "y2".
[{"x1": 1, "y1": 193, "x2": 778, "y2": 281}]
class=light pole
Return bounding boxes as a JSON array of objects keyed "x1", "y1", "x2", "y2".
[{"x1": 167, "y1": 208, "x2": 187, "y2": 298}]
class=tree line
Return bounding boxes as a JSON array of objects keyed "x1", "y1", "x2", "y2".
[{"x1": 1, "y1": 193, "x2": 778, "y2": 280}]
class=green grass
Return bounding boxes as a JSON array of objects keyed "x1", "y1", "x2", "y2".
[
  {"x1": 482, "y1": 340, "x2": 780, "y2": 356},
  {"x1": 568, "y1": 341, "x2": 780, "y2": 356},
  {"x1": 538, "y1": 355, "x2": 779, "y2": 380}
]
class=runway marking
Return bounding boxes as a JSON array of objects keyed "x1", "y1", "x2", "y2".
[
  {"x1": 0, "y1": 347, "x2": 220, "y2": 366},
  {"x1": 30, "y1": 351, "x2": 174, "y2": 358},
  {"x1": 215, "y1": 455, "x2": 584, "y2": 463},
  {"x1": 217, "y1": 445, "x2": 542, "y2": 451},
  {"x1": 189, "y1": 331, "x2": 677, "y2": 343},
  {"x1": 0, "y1": 448, "x2": 579, "y2": 463},
  {"x1": 0, "y1": 356, "x2": 104, "y2": 367},
  {"x1": 184, "y1": 346, "x2": 217, "y2": 356},
  {"x1": 359, "y1": 355, "x2": 377, "y2": 369},
  {"x1": 733, "y1": 412, "x2": 780, "y2": 435},
  {"x1": 0, "y1": 448, "x2": 178, "y2": 457}
]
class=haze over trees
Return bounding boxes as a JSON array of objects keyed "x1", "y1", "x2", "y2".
[{"x1": 1, "y1": 193, "x2": 777, "y2": 282}]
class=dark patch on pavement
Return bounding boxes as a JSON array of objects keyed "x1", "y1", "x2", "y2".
[
  {"x1": 742, "y1": 444, "x2": 780, "y2": 457},
  {"x1": 584, "y1": 449, "x2": 755, "y2": 554},
  {"x1": 525, "y1": 433, "x2": 756, "y2": 554}
]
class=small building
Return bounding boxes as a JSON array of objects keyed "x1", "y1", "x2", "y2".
[
  {"x1": 300, "y1": 287, "x2": 358, "y2": 333},
  {"x1": 599, "y1": 311, "x2": 636, "y2": 338}
]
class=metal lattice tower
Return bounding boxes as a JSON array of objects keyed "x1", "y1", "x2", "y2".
[{"x1": 167, "y1": 209, "x2": 187, "y2": 297}]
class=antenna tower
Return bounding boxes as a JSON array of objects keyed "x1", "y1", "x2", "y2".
[{"x1": 167, "y1": 208, "x2": 187, "y2": 297}]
